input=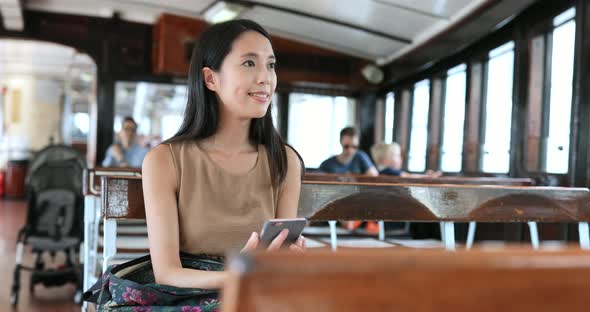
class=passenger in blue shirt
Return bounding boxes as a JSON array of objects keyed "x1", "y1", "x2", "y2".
[
  {"x1": 102, "y1": 117, "x2": 148, "y2": 167},
  {"x1": 319, "y1": 127, "x2": 378, "y2": 176},
  {"x1": 371, "y1": 142, "x2": 441, "y2": 177}
]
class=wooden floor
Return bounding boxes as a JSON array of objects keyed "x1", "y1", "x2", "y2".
[{"x1": 0, "y1": 199, "x2": 81, "y2": 312}]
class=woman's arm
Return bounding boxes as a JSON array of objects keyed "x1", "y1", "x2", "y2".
[{"x1": 142, "y1": 145, "x2": 228, "y2": 289}]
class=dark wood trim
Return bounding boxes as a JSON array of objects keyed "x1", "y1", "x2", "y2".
[
  {"x1": 401, "y1": 89, "x2": 414, "y2": 170},
  {"x1": 478, "y1": 59, "x2": 489, "y2": 173},
  {"x1": 96, "y1": 74, "x2": 115, "y2": 165},
  {"x1": 303, "y1": 173, "x2": 534, "y2": 186},
  {"x1": 525, "y1": 34, "x2": 545, "y2": 172},
  {"x1": 277, "y1": 92, "x2": 289, "y2": 140},
  {"x1": 427, "y1": 77, "x2": 443, "y2": 170},
  {"x1": 358, "y1": 92, "x2": 378, "y2": 156},
  {"x1": 510, "y1": 22, "x2": 528, "y2": 178},
  {"x1": 571, "y1": 0, "x2": 590, "y2": 187}
]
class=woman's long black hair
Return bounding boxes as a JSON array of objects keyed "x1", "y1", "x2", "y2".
[{"x1": 164, "y1": 19, "x2": 294, "y2": 187}]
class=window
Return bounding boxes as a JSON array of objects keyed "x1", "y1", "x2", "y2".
[
  {"x1": 408, "y1": 79, "x2": 430, "y2": 172},
  {"x1": 287, "y1": 93, "x2": 356, "y2": 168},
  {"x1": 441, "y1": 64, "x2": 467, "y2": 172},
  {"x1": 72, "y1": 112, "x2": 90, "y2": 140},
  {"x1": 384, "y1": 92, "x2": 395, "y2": 143},
  {"x1": 545, "y1": 9, "x2": 575, "y2": 173},
  {"x1": 482, "y1": 42, "x2": 514, "y2": 173},
  {"x1": 271, "y1": 93, "x2": 280, "y2": 133},
  {"x1": 114, "y1": 82, "x2": 187, "y2": 145},
  {"x1": 161, "y1": 115, "x2": 183, "y2": 141}
]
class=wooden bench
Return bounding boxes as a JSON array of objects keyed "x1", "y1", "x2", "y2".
[
  {"x1": 303, "y1": 174, "x2": 537, "y2": 249},
  {"x1": 300, "y1": 181, "x2": 590, "y2": 250},
  {"x1": 222, "y1": 248, "x2": 590, "y2": 312},
  {"x1": 82, "y1": 167, "x2": 141, "y2": 297},
  {"x1": 100, "y1": 176, "x2": 590, "y2": 252},
  {"x1": 303, "y1": 172, "x2": 535, "y2": 186},
  {"x1": 100, "y1": 175, "x2": 146, "y2": 271}
]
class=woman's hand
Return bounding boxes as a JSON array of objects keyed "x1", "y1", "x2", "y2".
[
  {"x1": 240, "y1": 230, "x2": 306, "y2": 252},
  {"x1": 289, "y1": 235, "x2": 306, "y2": 252}
]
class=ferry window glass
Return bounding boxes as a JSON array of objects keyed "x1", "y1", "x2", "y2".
[
  {"x1": 546, "y1": 10, "x2": 575, "y2": 173},
  {"x1": 385, "y1": 92, "x2": 395, "y2": 143},
  {"x1": 441, "y1": 64, "x2": 467, "y2": 172},
  {"x1": 114, "y1": 82, "x2": 187, "y2": 147},
  {"x1": 482, "y1": 41, "x2": 514, "y2": 173},
  {"x1": 408, "y1": 79, "x2": 430, "y2": 172},
  {"x1": 271, "y1": 93, "x2": 280, "y2": 134},
  {"x1": 72, "y1": 113, "x2": 90, "y2": 140},
  {"x1": 287, "y1": 93, "x2": 356, "y2": 168}
]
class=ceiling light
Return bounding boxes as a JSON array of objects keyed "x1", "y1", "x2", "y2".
[{"x1": 203, "y1": 1, "x2": 249, "y2": 24}]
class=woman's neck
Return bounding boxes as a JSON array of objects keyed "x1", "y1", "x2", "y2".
[{"x1": 206, "y1": 113, "x2": 254, "y2": 153}]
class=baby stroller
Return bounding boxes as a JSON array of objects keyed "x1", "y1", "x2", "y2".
[{"x1": 10, "y1": 144, "x2": 86, "y2": 305}]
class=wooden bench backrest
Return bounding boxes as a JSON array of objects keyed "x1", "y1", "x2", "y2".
[
  {"x1": 299, "y1": 181, "x2": 590, "y2": 222},
  {"x1": 100, "y1": 176, "x2": 590, "y2": 222},
  {"x1": 222, "y1": 248, "x2": 590, "y2": 312},
  {"x1": 303, "y1": 172, "x2": 535, "y2": 186},
  {"x1": 101, "y1": 175, "x2": 145, "y2": 219},
  {"x1": 83, "y1": 167, "x2": 141, "y2": 196}
]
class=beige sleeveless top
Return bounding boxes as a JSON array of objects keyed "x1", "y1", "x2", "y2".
[{"x1": 167, "y1": 141, "x2": 278, "y2": 255}]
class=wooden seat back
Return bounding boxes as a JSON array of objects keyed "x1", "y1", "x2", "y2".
[
  {"x1": 303, "y1": 172, "x2": 535, "y2": 186},
  {"x1": 222, "y1": 248, "x2": 590, "y2": 312},
  {"x1": 83, "y1": 167, "x2": 141, "y2": 196},
  {"x1": 101, "y1": 175, "x2": 145, "y2": 219},
  {"x1": 300, "y1": 181, "x2": 590, "y2": 222},
  {"x1": 99, "y1": 176, "x2": 590, "y2": 223}
]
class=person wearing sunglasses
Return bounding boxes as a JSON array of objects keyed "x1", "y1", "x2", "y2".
[{"x1": 319, "y1": 127, "x2": 378, "y2": 176}]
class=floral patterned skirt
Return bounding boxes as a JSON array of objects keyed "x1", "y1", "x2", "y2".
[{"x1": 83, "y1": 253, "x2": 224, "y2": 312}]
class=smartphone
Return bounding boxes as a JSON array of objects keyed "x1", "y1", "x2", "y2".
[{"x1": 259, "y1": 218, "x2": 307, "y2": 248}]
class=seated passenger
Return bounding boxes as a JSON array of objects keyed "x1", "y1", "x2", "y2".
[
  {"x1": 101, "y1": 117, "x2": 148, "y2": 167},
  {"x1": 371, "y1": 142, "x2": 442, "y2": 177},
  {"x1": 319, "y1": 127, "x2": 378, "y2": 176},
  {"x1": 135, "y1": 20, "x2": 304, "y2": 311}
]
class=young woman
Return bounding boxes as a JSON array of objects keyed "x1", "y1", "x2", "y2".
[{"x1": 141, "y1": 19, "x2": 305, "y2": 293}]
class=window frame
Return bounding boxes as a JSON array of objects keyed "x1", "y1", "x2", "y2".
[{"x1": 524, "y1": 7, "x2": 576, "y2": 175}]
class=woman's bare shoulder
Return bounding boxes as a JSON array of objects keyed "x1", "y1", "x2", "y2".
[
  {"x1": 145, "y1": 144, "x2": 173, "y2": 164},
  {"x1": 142, "y1": 144, "x2": 178, "y2": 178},
  {"x1": 285, "y1": 145, "x2": 303, "y2": 170}
]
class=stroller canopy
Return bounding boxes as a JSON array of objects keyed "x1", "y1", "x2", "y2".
[{"x1": 26, "y1": 144, "x2": 86, "y2": 193}]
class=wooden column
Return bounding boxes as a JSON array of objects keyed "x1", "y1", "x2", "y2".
[
  {"x1": 427, "y1": 77, "x2": 443, "y2": 170},
  {"x1": 463, "y1": 62, "x2": 484, "y2": 173}
]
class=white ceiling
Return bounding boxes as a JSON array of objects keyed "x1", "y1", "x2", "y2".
[
  {"x1": 0, "y1": 39, "x2": 95, "y2": 78},
  {"x1": 20, "y1": 0, "x2": 491, "y2": 64}
]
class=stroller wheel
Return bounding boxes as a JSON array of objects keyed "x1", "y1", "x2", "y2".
[
  {"x1": 10, "y1": 289, "x2": 18, "y2": 306},
  {"x1": 74, "y1": 290, "x2": 82, "y2": 304}
]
